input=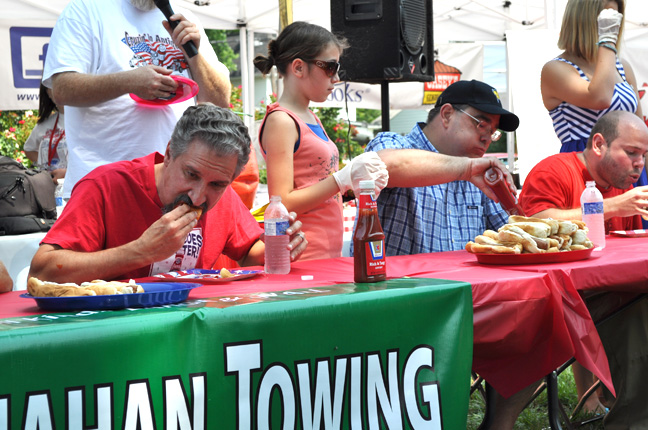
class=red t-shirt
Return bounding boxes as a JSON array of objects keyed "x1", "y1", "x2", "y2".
[
  {"x1": 43, "y1": 153, "x2": 262, "y2": 279},
  {"x1": 519, "y1": 152, "x2": 641, "y2": 232}
]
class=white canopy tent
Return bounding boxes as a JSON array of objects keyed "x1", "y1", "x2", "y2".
[{"x1": 0, "y1": 0, "x2": 590, "y2": 116}]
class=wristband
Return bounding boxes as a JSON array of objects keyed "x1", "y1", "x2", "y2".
[{"x1": 597, "y1": 41, "x2": 617, "y2": 55}]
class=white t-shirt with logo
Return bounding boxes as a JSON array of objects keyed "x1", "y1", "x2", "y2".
[
  {"x1": 23, "y1": 112, "x2": 68, "y2": 170},
  {"x1": 43, "y1": 0, "x2": 229, "y2": 197}
]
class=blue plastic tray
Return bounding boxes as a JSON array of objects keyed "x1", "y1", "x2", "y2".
[{"x1": 20, "y1": 282, "x2": 201, "y2": 311}]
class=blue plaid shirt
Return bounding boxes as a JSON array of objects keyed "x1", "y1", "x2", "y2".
[{"x1": 366, "y1": 123, "x2": 509, "y2": 256}]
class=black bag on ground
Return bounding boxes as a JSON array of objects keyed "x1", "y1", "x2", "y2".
[
  {"x1": 0, "y1": 156, "x2": 57, "y2": 235},
  {"x1": 0, "y1": 216, "x2": 56, "y2": 235}
]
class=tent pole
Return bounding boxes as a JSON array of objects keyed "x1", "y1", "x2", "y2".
[
  {"x1": 238, "y1": 25, "x2": 250, "y2": 130},
  {"x1": 381, "y1": 81, "x2": 390, "y2": 132},
  {"x1": 247, "y1": 29, "x2": 256, "y2": 134},
  {"x1": 505, "y1": 38, "x2": 516, "y2": 184}
]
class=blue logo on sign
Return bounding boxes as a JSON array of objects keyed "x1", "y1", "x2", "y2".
[{"x1": 10, "y1": 27, "x2": 52, "y2": 89}]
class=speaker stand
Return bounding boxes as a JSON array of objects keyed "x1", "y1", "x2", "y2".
[{"x1": 381, "y1": 81, "x2": 390, "y2": 132}]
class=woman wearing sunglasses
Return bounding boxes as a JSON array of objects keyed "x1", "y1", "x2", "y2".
[{"x1": 254, "y1": 21, "x2": 388, "y2": 260}]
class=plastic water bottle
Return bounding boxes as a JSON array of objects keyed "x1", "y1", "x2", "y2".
[
  {"x1": 264, "y1": 195, "x2": 291, "y2": 274},
  {"x1": 55, "y1": 178, "x2": 65, "y2": 217},
  {"x1": 581, "y1": 181, "x2": 605, "y2": 250}
]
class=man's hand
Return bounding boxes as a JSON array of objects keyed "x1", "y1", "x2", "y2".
[
  {"x1": 605, "y1": 185, "x2": 648, "y2": 219},
  {"x1": 466, "y1": 156, "x2": 517, "y2": 202},
  {"x1": 133, "y1": 204, "x2": 199, "y2": 262},
  {"x1": 285, "y1": 212, "x2": 307, "y2": 262},
  {"x1": 128, "y1": 65, "x2": 177, "y2": 100},
  {"x1": 162, "y1": 13, "x2": 201, "y2": 56}
]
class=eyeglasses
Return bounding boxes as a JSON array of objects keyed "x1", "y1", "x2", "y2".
[
  {"x1": 303, "y1": 59, "x2": 341, "y2": 78},
  {"x1": 456, "y1": 108, "x2": 502, "y2": 142}
]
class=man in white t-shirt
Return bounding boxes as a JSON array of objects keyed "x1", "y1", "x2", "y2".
[{"x1": 42, "y1": 0, "x2": 231, "y2": 198}]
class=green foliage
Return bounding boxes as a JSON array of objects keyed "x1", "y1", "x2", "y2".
[
  {"x1": 487, "y1": 134, "x2": 508, "y2": 153},
  {"x1": 355, "y1": 108, "x2": 381, "y2": 124},
  {"x1": 0, "y1": 110, "x2": 37, "y2": 167},
  {"x1": 312, "y1": 107, "x2": 365, "y2": 162},
  {"x1": 229, "y1": 85, "x2": 276, "y2": 121},
  {"x1": 205, "y1": 29, "x2": 238, "y2": 72}
]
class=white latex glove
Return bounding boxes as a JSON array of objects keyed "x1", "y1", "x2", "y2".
[
  {"x1": 333, "y1": 151, "x2": 389, "y2": 196},
  {"x1": 598, "y1": 8, "x2": 623, "y2": 45}
]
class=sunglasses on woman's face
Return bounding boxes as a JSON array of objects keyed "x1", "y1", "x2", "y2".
[{"x1": 304, "y1": 59, "x2": 341, "y2": 78}]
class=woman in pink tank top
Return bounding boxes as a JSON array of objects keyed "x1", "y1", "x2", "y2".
[{"x1": 254, "y1": 22, "x2": 387, "y2": 260}]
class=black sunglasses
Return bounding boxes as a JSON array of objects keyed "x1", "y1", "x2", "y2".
[{"x1": 303, "y1": 59, "x2": 340, "y2": 77}]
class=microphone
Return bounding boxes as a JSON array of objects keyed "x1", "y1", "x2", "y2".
[{"x1": 153, "y1": 0, "x2": 198, "y2": 58}]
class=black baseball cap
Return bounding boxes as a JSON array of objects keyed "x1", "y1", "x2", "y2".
[{"x1": 435, "y1": 79, "x2": 520, "y2": 132}]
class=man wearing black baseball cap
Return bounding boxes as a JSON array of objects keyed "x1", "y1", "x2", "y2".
[
  {"x1": 359, "y1": 79, "x2": 520, "y2": 256},
  {"x1": 435, "y1": 79, "x2": 519, "y2": 132}
]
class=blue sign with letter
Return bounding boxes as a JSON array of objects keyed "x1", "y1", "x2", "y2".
[{"x1": 10, "y1": 26, "x2": 52, "y2": 89}]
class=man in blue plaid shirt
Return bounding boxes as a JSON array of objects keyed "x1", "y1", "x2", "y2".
[{"x1": 366, "y1": 79, "x2": 520, "y2": 255}]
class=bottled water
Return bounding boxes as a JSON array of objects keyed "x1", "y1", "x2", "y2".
[
  {"x1": 55, "y1": 178, "x2": 65, "y2": 217},
  {"x1": 580, "y1": 181, "x2": 605, "y2": 250},
  {"x1": 264, "y1": 195, "x2": 291, "y2": 274}
]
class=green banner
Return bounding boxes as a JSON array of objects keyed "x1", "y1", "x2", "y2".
[{"x1": 0, "y1": 278, "x2": 472, "y2": 429}]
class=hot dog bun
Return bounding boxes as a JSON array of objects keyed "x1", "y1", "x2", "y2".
[
  {"x1": 27, "y1": 277, "x2": 144, "y2": 297},
  {"x1": 466, "y1": 216, "x2": 593, "y2": 254},
  {"x1": 175, "y1": 202, "x2": 203, "y2": 220},
  {"x1": 190, "y1": 206, "x2": 203, "y2": 220}
]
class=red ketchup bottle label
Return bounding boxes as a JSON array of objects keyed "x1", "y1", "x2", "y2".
[
  {"x1": 484, "y1": 167, "x2": 525, "y2": 216},
  {"x1": 363, "y1": 241, "x2": 385, "y2": 276}
]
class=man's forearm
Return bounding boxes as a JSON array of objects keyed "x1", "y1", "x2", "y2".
[
  {"x1": 189, "y1": 54, "x2": 231, "y2": 108},
  {"x1": 29, "y1": 243, "x2": 156, "y2": 284},
  {"x1": 530, "y1": 208, "x2": 583, "y2": 221},
  {"x1": 377, "y1": 149, "x2": 467, "y2": 188},
  {"x1": 532, "y1": 195, "x2": 639, "y2": 222},
  {"x1": 52, "y1": 72, "x2": 131, "y2": 107},
  {"x1": 237, "y1": 240, "x2": 265, "y2": 267}
]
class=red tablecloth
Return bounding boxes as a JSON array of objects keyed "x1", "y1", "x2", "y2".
[{"x1": 4, "y1": 236, "x2": 646, "y2": 398}]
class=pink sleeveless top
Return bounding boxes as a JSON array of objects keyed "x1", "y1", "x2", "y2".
[{"x1": 259, "y1": 103, "x2": 343, "y2": 260}]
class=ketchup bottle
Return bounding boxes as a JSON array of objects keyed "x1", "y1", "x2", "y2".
[
  {"x1": 484, "y1": 167, "x2": 525, "y2": 216},
  {"x1": 353, "y1": 180, "x2": 386, "y2": 283}
]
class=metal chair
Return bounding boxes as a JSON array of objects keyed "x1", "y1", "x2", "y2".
[
  {"x1": 542, "y1": 293, "x2": 647, "y2": 429},
  {"x1": 472, "y1": 293, "x2": 647, "y2": 430}
]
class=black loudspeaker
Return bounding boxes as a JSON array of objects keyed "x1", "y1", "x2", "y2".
[{"x1": 330, "y1": 0, "x2": 434, "y2": 83}]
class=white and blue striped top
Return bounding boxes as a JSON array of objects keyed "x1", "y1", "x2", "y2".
[{"x1": 549, "y1": 57, "x2": 638, "y2": 153}]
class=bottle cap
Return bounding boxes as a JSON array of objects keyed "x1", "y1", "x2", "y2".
[
  {"x1": 586, "y1": 181, "x2": 596, "y2": 187},
  {"x1": 358, "y1": 180, "x2": 375, "y2": 189}
]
